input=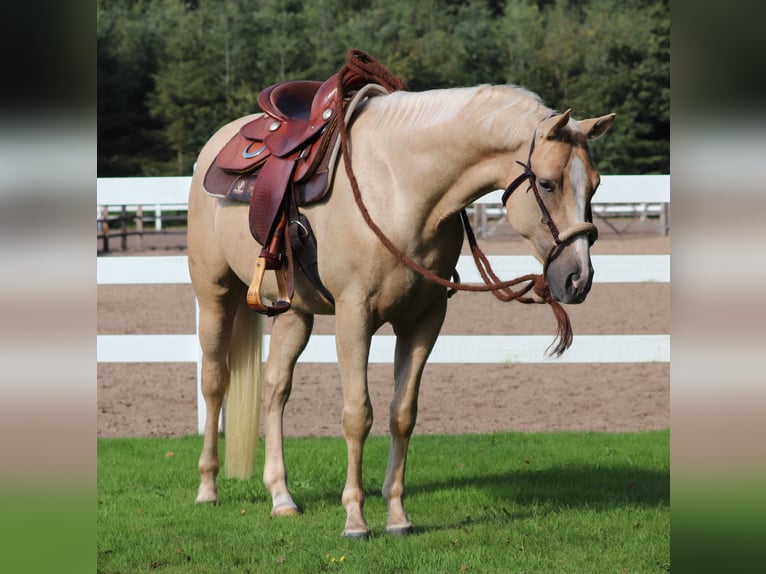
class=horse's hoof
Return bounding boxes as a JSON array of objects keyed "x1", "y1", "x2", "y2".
[
  {"x1": 195, "y1": 489, "x2": 219, "y2": 504},
  {"x1": 341, "y1": 530, "x2": 371, "y2": 541},
  {"x1": 271, "y1": 504, "x2": 300, "y2": 517},
  {"x1": 384, "y1": 525, "x2": 415, "y2": 536}
]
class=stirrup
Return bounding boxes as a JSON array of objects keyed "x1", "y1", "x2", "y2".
[{"x1": 246, "y1": 256, "x2": 292, "y2": 316}]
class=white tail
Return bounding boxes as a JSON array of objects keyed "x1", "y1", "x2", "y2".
[{"x1": 224, "y1": 301, "x2": 263, "y2": 479}]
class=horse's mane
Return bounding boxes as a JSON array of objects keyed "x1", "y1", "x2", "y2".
[{"x1": 367, "y1": 84, "x2": 549, "y2": 147}]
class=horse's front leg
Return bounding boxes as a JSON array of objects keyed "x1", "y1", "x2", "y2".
[
  {"x1": 383, "y1": 295, "x2": 448, "y2": 534},
  {"x1": 262, "y1": 310, "x2": 313, "y2": 516},
  {"x1": 335, "y1": 305, "x2": 375, "y2": 538}
]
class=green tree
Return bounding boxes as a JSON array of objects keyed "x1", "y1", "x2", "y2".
[
  {"x1": 98, "y1": 0, "x2": 164, "y2": 176},
  {"x1": 502, "y1": 0, "x2": 546, "y2": 89},
  {"x1": 571, "y1": 0, "x2": 670, "y2": 173},
  {"x1": 145, "y1": 0, "x2": 226, "y2": 174},
  {"x1": 97, "y1": 0, "x2": 669, "y2": 176},
  {"x1": 502, "y1": 0, "x2": 587, "y2": 105},
  {"x1": 453, "y1": 0, "x2": 506, "y2": 86},
  {"x1": 144, "y1": 0, "x2": 279, "y2": 175},
  {"x1": 501, "y1": 0, "x2": 669, "y2": 173}
]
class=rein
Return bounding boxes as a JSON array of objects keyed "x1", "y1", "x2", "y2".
[{"x1": 334, "y1": 50, "x2": 577, "y2": 356}]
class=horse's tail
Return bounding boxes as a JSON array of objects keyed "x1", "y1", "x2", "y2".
[{"x1": 224, "y1": 300, "x2": 263, "y2": 480}]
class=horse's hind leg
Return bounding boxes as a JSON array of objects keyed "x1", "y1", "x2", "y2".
[
  {"x1": 193, "y1": 273, "x2": 244, "y2": 503},
  {"x1": 262, "y1": 310, "x2": 313, "y2": 516},
  {"x1": 383, "y1": 295, "x2": 448, "y2": 534}
]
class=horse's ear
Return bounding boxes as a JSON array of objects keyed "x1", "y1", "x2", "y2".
[
  {"x1": 541, "y1": 109, "x2": 572, "y2": 140},
  {"x1": 578, "y1": 113, "x2": 616, "y2": 139}
]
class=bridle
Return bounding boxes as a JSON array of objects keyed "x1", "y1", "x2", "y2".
[{"x1": 500, "y1": 124, "x2": 599, "y2": 274}]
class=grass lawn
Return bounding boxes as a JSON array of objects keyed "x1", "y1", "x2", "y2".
[{"x1": 98, "y1": 430, "x2": 669, "y2": 573}]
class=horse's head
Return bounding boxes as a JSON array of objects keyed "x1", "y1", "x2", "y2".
[{"x1": 503, "y1": 109, "x2": 616, "y2": 304}]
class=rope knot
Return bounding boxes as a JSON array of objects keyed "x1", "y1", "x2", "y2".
[{"x1": 532, "y1": 275, "x2": 550, "y2": 303}]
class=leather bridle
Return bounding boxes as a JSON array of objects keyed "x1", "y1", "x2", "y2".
[{"x1": 500, "y1": 127, "x2": 598, "y2": 271}]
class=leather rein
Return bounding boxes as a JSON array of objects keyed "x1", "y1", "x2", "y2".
[{"x1": 334, "y1": 51, "x2": 594, "y2": 356}]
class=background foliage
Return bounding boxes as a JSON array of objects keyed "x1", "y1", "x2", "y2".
[{"x1": 97, "y1": 0, "x2": 669, "y2": 177}]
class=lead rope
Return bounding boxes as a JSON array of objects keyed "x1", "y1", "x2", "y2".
[{"x1": 334, "y1": 50, "x2": 572, "y2": 356}]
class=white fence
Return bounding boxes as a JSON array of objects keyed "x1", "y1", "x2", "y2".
[
  {"x1": 97, "y1": 175, "x2": 670, "y2": 247},
  {"x1": 97, "y1": 175, "x2": 670, "y2": 433}
]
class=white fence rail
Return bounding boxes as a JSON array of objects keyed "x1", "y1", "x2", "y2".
[
  {"x1": 97, "y1": 176, "x2": 670, "y2": 433},
  {"x1": 97, "y1": 174, "x2": 669, "y2": 208},
  {"x1": 97, "y1": 175, "x2": 670, "y2": 242}
]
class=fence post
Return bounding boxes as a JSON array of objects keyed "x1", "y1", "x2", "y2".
[
  {"x1": 120, "y1": 205, "x2": 128, "y2": 251},
  {"x1": 100, "y1": 205, "x2": 110, "y2": 253},
  {"x1": 474, "y1": 204, "x2": 488, "y2": 238},
  {"x1": 137, "y1": 206, "x2": 144, "y2": 249}
]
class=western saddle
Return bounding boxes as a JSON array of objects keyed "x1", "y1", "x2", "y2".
[{"x1": 203, "y1": 50, "x2": 404, "y2": 315}]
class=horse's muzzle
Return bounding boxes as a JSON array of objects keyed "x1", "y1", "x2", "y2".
[{"x1": 545, "y1": 238, "x2": 594, "y2": 304}]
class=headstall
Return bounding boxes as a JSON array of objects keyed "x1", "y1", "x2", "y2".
[{"x1": 500, "y1": 124, "x2": 598, "y2": 270}]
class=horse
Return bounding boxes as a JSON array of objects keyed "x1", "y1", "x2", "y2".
[{"x1": 187, "y1": 78, "x2": 615, "y2": 538}]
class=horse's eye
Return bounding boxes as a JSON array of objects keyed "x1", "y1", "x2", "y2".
[{"x1": 538, "y1": 179, "x2": 554, "y2": 193}]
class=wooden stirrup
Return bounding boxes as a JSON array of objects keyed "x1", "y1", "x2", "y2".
[{"x1": 246, "y1": 257, "x2": 292, "y2": 316}]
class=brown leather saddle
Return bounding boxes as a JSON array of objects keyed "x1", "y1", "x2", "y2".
[{"x1": 203, "y1": 61, "x2": 390, "y2": 315}]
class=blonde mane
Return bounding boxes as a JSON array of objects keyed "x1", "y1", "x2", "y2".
[{"x1": 366, "y1": 84, "x2": 549, "y2": 148}]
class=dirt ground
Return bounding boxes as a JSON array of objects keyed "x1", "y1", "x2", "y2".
[{"x1": 97, "y1": 217, "x2": 669, "y2": 438}]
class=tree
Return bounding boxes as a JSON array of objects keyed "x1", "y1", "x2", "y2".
[
  {"x1": 501, "y1": 0, "x2": 669, "y2": 173},
  {"x1": 98, "y1": 0, "x2": 164, "y2": 176},
  {"x1": 571, "y1": 0, "x2": 670, "y2": 173},
  {"x1": 97, "y1": 0, "x2": 669, "y2": 176}
]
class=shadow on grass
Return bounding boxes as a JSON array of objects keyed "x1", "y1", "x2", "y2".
[
  {"x1": 279, "y1": 465, "x2": 668, "y2": 516},
  {"x1": 411, "y1": 465, "x2": 669, "y2": 508}
]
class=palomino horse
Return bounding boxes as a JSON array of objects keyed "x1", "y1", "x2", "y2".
[{"x1": 188, "y1": 78, "x2": 614, "y2": 537}]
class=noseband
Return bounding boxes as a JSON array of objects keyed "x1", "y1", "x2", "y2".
[{"x1": 500, "y1": 128, "x2": 598, "y2": 259}]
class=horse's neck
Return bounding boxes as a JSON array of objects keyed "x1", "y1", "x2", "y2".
[{"x1": 362, "y1": 87, "x2": 546, "y2": 229}]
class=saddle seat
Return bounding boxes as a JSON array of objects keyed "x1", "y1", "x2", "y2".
[{"x1": 258, "y1": 80, "x2": 323, "y2": 121}]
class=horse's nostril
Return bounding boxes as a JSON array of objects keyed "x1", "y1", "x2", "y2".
[{"x1": 566, "y1": 272, "x2": 580, "y2": 292}]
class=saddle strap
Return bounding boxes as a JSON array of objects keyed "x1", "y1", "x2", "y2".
[
  {"x1": 246, "y1": 158, "x2": 297, "y2": 316},
  {"x1": 248, "y1": 155, "x2": 299, "y2": 244},
  {"x1": 287, "y1": 207, "x2": 335, "y2": 306},
  {"x1": 247, "y1": 192, "x2": 337, "y2": 315}
]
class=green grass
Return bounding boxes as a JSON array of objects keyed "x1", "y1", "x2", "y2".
[{"x1": 98, "y1": 431, "x2": 669, "y2": 573}]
